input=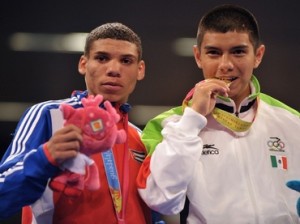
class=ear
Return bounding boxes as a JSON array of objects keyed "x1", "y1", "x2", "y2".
[
  {"x1": 78, "y1": 55, "x2": 87, "y2": 76},
  {"x1": 137, "y1": 60, "x2": 146, "y2": 81},
  {"x1": 254, "y1": 44, "x2": 265, "y2": 68},
  {"x1": 193, "y1": 45, "x2": 202, "y2": 69}
]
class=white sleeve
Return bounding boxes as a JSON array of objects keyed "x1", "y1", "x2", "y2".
[{"x1": 139, "y1": 107, "x2": 207, "y2": 215}]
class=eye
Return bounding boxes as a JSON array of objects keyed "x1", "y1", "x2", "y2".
[
  {"x1": 233, "y1": 49, "x2": 245, "y2": 54},
  {"x1": 205, "y1": 48, "x2": 221, "y2": 57},
  {"x1": 95, "y1": 54, "x2": 109, "y2": 62},
  {"x1": 231, "y1": 47, "x2": 247, "y2": 56},
  {"x1": 121, "y1": 57, "x2": 134, "y2": 65}
]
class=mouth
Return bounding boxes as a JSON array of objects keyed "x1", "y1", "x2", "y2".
[
  {"x1": 102, "y1": 81, "x2": 123, "y2": 92},
  {"x1": 216, "y1": 77, "x2": 238, "y2": 84},
  {"x1": 102, "y1": 81, "x2": 122, "y2": 87}
]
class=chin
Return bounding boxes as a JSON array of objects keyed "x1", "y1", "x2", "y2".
[{"x1": 105, "y1": 96, "x2": 124, "y2": 104}]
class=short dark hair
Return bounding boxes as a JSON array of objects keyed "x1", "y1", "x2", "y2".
[
  {"x1": 197, "y1": 4, "x2": 261, "y2": 50},
  {"x1": 84, "y1": 22, "x2": 143, "y2": 60}
]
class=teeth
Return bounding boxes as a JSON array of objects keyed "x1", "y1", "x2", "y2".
[
  {"x1": 222, "y1": 79, "x2": 232, "y2": 84},
  {"x1": 215, "y1": 77, "x2": 235, "y2": 87},
  {"x1": 218, "y1": 77, "x2": 232, "y2": 83}
]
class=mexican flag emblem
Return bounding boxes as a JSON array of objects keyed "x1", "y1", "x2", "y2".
[{"x1": 270, "y1": 155, "x2": 287, "y2": 170}]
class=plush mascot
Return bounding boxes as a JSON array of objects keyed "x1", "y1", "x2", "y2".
[
  {"x1": 286, "y1": 180, "x2": 300, "y2": 216},
  {"x1": 49, "y1": 94, "x2": 126, "y2": 197}
]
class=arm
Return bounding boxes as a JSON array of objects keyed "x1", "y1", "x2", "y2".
[
  {"x1": 0, "y1": 105, "x2": 59, "y2": 218},
  {"x1": 0, "y1": 103, "x2": 82, "y2": 219},
  {"x1": 138, "y1": 107, "x2": 207, "y2": 215},
  {"x1": 137, "y1": 79, "x2": 229, "y2": 215}
]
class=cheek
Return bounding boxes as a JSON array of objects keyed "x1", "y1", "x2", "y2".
[
  {"x1": 127, "y1": 78, "x2": 138, "y2": 91},
  {"x1": 201, "y1": 62, "x2": 218, "y2": 78},
  {"x1": 126, "y1": 67, "x2": 141, "y2": 82},
  {"x1": 85, "y1": 74, "x2": 96, "y2": 86},
  {"x1": 85, "y1": 65, "x2": 104, "y2": 83},
  {"x1": 84, "y1": 72, "x2": 99, "y2": 93},
  {"x1": 239, "y1": 62, "x2": 254, "y2": 77},
  {"x1": 124, "y1": 75, "x2": 138, "y2": 94},
  {"x1": 87, "y1": 66, "x2": 98, "y2": 77},
  {"x1": 86, "y1": 61, "x2": 104, "y2": 75}
]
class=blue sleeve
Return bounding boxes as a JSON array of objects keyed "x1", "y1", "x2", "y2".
[{"x1": 0, "y1": 103, "x2": 60, "y2": 219}]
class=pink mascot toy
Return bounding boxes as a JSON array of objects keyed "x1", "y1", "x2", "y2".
[{"x1": 49, "y1": 94, "x2": 126, "y2": 197}]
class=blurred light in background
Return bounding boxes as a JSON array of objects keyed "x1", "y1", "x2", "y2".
[
  {"x1": 9, "y1": 32, "x2": 87, "y2": 53},
  {"x1": 0, "y1": 102, "x2": 33, "y2": 122},
  {"x1": 129, "y1": 105, "x2": 173, "y2": 126},
  {"x1": 10, "y1": 33, "x2": 196, "y2": 56},
  {"x1": 172, "y1": 37, "x2": 196, "y2": 57}
]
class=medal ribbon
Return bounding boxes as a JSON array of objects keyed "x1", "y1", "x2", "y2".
[
  {"x1": 101, "y1": 106, "x2": 129, "y2": 224},
  {"x1": 212, "y1": 107, "x2": 252, "y2": 132},
  {"x1": 182, "y1": 87, "x2": 255, "y2": 132},
  {"x1": 102, "y1": 150, "x2": 123, "y2": 217}
]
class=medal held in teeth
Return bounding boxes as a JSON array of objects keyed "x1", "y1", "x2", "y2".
[
  {"x1": 212, "y1": 77, "x2": 254, "y2": 132},
  {"x1": 183, "y1": 77, "x2": 254, "y2": 132},
  {"x1": 217, "y1": 77, "x2": 234, "y2": 87}
]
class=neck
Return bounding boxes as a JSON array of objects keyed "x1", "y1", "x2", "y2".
[{"x1": 231, "y1": 85, "x2": 251, "y2": 109}]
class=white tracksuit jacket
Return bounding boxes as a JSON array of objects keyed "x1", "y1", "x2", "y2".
[{"x1": 138, "y1": 76, "x2": 300, "y2": 224}]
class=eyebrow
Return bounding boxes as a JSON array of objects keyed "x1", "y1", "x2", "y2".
[
  {"x1": 94, "y1": 51, "x2": 137, "y2": 59},
  {"x1": 231, "y1": 45, "x2": 249, "y2": 49},
  {"x1": 203, "y1": 44, "x2": 249, "y2": 50},
  {"x1": 203, "y1": 46, "x2": 219, "y2": 50}
]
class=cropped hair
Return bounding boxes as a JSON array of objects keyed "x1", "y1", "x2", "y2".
[
  {"x1": 84, "y1": 22, "x2": 142, "y2": 60},
  {"x1": 197, "y1": 4, "x2": 261, "y2": 50}
]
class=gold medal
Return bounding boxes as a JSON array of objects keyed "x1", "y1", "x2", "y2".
[{"x1": 182, "y1": 84, "x2": 257, "y2": 132}]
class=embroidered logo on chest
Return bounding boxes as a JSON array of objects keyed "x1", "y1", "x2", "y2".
[
  {"x1": 267, "y1": 137, "x2": 285, "y2": 152},
  {"x1": 267, "y1": 136, "x2": 288, "y2": 170},
  {"x1": 202, "y1": 144, "x2": 220, "y2": 155}
]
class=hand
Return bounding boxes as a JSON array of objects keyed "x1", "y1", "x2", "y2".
[
  {"x1": 46, "y1": 124, "x2": 83, "y2": 164},
  {"x1": 286, "y1": 180, "x2": 300, "y2": 216},
  {"x1": 191, "y1": 79, "x2": 230, "y2": 116}
]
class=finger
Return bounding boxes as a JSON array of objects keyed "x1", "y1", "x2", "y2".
[
  {"x1": 57, "y1": 124, "x2": 82, "y2": 135},
  {"x1": 52, "y1": 140, "x2": 81, "y2": 152},
  {"x1": 204, "y1": 78, "x2": 231, "y2": 90},
  {"x1": 52, "y1": 128, "x2": 83, "y2": 144},
  {"x1": 195, "y1": 81, "x2": 229, "y2": 98},
  {"x1": 48, "y1": 141, "x2": 80, "y2": 163},
  {"x1": 47, "y1": 127, "x2": 82, "y2": 162}
]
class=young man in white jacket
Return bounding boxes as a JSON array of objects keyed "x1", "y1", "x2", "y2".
[{"x1": 137, "y1": 4, "x2": 300, "y2": 224}]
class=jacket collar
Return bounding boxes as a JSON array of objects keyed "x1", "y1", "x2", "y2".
[
  {"x1": 182, "y1": 75, "x2": 260, "y2": 114},
  {"x1": 71, "y1": 90, "x2": 131, "y2": 114}
]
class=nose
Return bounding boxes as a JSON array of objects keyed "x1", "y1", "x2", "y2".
[
  {"x1": 107, "y1": 60, "x2": 121, "y2": 77},
  {"x1": 219, "y1": 54, "x2": 234, "y2": 73}
]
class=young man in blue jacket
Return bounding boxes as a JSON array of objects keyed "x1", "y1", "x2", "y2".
[{"x1": 0, "y1": 22, "x2": 153, "y2": 224}]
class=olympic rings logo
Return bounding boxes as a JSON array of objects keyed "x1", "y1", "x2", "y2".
[{"x1": 267, "y1": 137, "x2": 285, "y2": 151}]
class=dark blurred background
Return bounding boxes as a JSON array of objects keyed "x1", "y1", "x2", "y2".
[{"x1": 1, "y1": 0, "x2": 300, "y2": 222}]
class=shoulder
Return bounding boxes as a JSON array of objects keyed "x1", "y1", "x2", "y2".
[
  {"x1": 141, "y1": 106, "x2": 183, "y2": 155},
  {"x1": 259, "y1": 93, "x2": 300, "y2": 117},
  {"x1": 25, "y1": 97, "x2": 82, "y2": 116},
  {"x1": 15, "y1": 97, "x2": 82, "y2": 136},
  {"x1": 144, "y1": 106, "x2": 183, "y2": 132}
]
